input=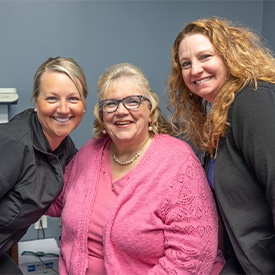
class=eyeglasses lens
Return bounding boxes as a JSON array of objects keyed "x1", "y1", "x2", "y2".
[
  {"x1": 123, "y1": 96, "x2": 141, "y2": 109},
  {"x1": 102, "y1": 96, "x2": 142, "y2": 113}
]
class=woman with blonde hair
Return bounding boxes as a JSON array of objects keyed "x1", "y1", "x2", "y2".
[
  {"x1": 167, "y1": 17, "x2": 275, "y2": 274},
  {"x1": 48, "y1": 62, "x2": 224, "y2": 274},
  {"x1": 0, "y1": 56, "x2": 88, "y2": 274}
]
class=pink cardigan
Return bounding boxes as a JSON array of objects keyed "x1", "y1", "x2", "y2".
[{"x1": 47, "y1": 134, "x2": 224, "y2": 274}]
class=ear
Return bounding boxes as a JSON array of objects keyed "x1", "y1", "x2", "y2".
[{"x1": 34, "y1": 98, "x2": 38, "y2": 110}]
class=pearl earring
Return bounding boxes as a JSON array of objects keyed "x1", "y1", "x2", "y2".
[
  {"x1": 102, "y1": 129, "x2": 107, "y2": 134},
  {"x1": 148, "y1": 124, "x2": 153, "y2": 132},
  {"x1": 34, "y1": 108, "x2": 37, "y2": 112},
  {"x1": 83, "y1": 109, "x2": 86, "y2": 113}
]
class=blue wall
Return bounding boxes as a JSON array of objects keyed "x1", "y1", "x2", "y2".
[{"x1": 0, "y1": 0, "x2": 272, "y2": 241}]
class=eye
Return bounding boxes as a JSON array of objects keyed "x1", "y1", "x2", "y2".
[
  {"x1": 126, "y1": 97, "x2": 140, "y2": 106},
  {"x1": 181, "y1": 61, "x2": 191, "y2": 69},
  {"x1": 104, "y1": 101, "x2": 117, "y2": 108},
  {"x1": 46, "y1": 97, "x2": 58, "y2": 103},
  {"x1": 68, "y1": 97, "x2": 81, "y2": 103},
  {"x1": 199, "y1": 54, "x2": 212, "y2": 61}
]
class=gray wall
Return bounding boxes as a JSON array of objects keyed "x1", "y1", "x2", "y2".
[
  {"x1": 263, "y1": 1, "x2": 275, "y2": 48},
  {"x1": 0, "y1": 0, "x2": 272, "y2": 242}
]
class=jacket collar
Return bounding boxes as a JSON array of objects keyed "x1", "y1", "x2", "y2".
[{"x1": 29, "y1": 110, "x2": 70, "y2": 157}]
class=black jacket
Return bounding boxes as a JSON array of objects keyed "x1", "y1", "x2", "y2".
[
  {"x1": 0, "y1": 109, "x2": 77, "y2": 254},
  {"x1": 215, "y1": 82, "x2": 275, "y2": 274}
]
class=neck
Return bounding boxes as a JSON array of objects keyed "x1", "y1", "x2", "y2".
[
  {"x1": 43, "y1": 132, "x2": 63, "y2": 151},
  {"x1": 112, "y1": 135, "x2": 151, "y2": 166}
]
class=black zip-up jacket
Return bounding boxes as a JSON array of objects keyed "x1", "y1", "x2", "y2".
[{"x1": 0, "y1": 109, "x2": 77, "y2": 254}]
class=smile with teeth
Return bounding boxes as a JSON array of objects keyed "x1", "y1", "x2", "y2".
[
  {"x1": 116, "y1": 121, "x2": 130, "y2": 125},
  {"x1": 195, "y1": 76, "x2": 212, "y2": 84},
  {"x1": 54, "y1": 117, "x2": 71, "y2": 123}
]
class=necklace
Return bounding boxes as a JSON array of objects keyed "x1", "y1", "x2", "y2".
[
  {"x1": 114, "y1": 149, "x2": 142, "y2": 165},
  {"x1": 113, "y1": 136, "x2": 150, "y2": 166}
]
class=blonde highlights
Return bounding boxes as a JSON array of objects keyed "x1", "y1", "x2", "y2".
[{"x1": 93, "y1": 63, "x2": 172, "y2": 138}]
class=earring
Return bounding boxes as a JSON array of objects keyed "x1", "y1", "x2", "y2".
[
  {"x1": 102, "y1": 129, "x2": 107, "y2": 134},
  {"x1": 34, "y1": 108, "x2": 37, "y2": 112},
  {"x1": 148, "y1": 124, "x2": 153, "y2": 132},
  {"x1": 83, "y1": 109, "x2": 86, "y2": 113}
]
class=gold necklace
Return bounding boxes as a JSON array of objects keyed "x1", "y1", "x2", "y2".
[{"x1": 113, "y1": 136, "x2": 150, "y2": 166}]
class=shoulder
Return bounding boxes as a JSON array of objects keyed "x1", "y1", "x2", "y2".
[
  {"x1": 74, "y1": 137, "x2": 108, "y2": 160},
  {"x1": 155, "y1": 134, "x2": 196, "y2": 153},
  {"x1": 232, "y1": 81, "x2": 275, "y2": 111},
  {"x1": 0, "y1": 109, "x2": 33, "y2": 143},
  {"x1": 152, "y1": 134, "x2": 199, "y2": 164},
  {"x1": 229, "y1": 81, "x2": 275, "y2": 127},
  {"x1": 6, "y1": 109, "x2": 33, "y2": 125},
  {"x1": 79, "y1": 137, "x2": 107, "y2": 150},
  {"x1": 227, "y1": 81, "x2": 275, "y2": 146}
]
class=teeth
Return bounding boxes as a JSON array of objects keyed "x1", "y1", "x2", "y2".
[
  {"x1": 116, "y1": 121, "x2": 129, "y2": 125},
  {"x1": 54, "y1": 117, "x2": 70, "y2": 123},
  {"x1": 196, "y1": 77, "x2": 212, "y2": 84}
]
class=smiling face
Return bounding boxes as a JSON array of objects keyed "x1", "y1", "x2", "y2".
[
  {"x1": 35, "y1": 71, "x2": 85, "y2": 150},
  {"x1": 178, "y1": 33, "x2": 228, "y2": 102},
  {"x1": 102, "y1": 76, "x2": 151, "y2": 149}
]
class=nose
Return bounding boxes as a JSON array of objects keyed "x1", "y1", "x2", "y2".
[
  {"x1": 116, "y1": 101, "x2": 128, "y2": 114},
  {"x1": 57, "y1": 100, "x2": 70, "y2": 113},
  {"x1": 191, "y1": 61, "x2": 203, "y2": 75}
]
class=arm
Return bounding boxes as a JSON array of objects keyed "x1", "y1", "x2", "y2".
[
  {"x1": 232, "y1": 84, "x2": 275, "y2": 227},
  {"x1": 149, "y1": 156, "x2": 219, "y2": 275},
  {"x1": 46, "y1": 156, "x2": 76, "y2": 217}
]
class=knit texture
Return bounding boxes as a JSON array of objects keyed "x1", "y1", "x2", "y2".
[{"x1": 47, "y1": 134, "x2": 224, "y2": 274}]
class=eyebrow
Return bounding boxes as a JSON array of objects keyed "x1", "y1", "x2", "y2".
[{"x1": 179, "y1": 49, "x2": 215, "y2": 61}]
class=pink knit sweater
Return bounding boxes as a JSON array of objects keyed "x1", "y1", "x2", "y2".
[{"x1": 47, "y1": 134, "x2": 224, "y2": 274}]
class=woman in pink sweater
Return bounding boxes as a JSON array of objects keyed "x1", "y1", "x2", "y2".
[{"x1": 47, "y1": 63, "x2": 224, "y2": 274}]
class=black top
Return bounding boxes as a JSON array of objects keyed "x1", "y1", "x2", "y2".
[
  {"x1": 0, "y1": 109, "x2": 77, "y2": 254},
  {"x1": 215, "y1": 81, "x2": 275, "y2": 274}
]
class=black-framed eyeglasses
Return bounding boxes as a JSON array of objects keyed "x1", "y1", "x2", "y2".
[{"x1": 99, "y1": 95, "x2": 151, "y2": 113}]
